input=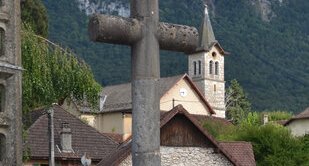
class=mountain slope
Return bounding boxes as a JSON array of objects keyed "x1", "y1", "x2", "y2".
[{"x1": 42, "y1": 0, "x2": 309, "y2": 113}]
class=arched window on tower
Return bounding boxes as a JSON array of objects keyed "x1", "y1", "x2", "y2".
[
  {"x1": 198, "y1": 60, "x2": 201, "y2": 75},
  {"x1": 215, "y1": 62, "x2": 219, "y2": 75},
  {"x1": 0, "y1": 28, "x2": 4, "y2": 56},
  {"x1": 209, "y1": 61, "x2": 213, "y2": 75},
  {"x1": 193, "y1": 61, "x2": 197, "y2": 75},
  {"x1": 0, "y1": 133, "x2": 5, "y2": 161}
]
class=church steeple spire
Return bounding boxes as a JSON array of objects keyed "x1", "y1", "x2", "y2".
[{"x1": 198, "y1": 4, "x2": 217, "y2": 51}]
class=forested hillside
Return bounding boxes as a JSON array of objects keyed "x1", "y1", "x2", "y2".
[{"x1": 42, "y1": 0, "x2": 309, "y2": 113}]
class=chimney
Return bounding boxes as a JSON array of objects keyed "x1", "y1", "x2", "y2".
[
  {"x1": 263, "y1": 114, "x2": 269, "y2": 125},
  {"x1": 60, "y1": 122, "x2": 73, "y2": 153}
]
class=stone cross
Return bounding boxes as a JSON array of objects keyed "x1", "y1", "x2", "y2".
[{"x1": 88, "y1": 1, "x2": 200, "y2": 165}]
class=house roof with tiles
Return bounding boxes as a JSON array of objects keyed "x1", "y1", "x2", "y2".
[
  {"x1": 98, "y1": 74, "x2": 215, "y2": 114},
  {"x1": 97, "y1": 105, "x2": 255, "y2": 166},
  {"x1": 25, "y1": 104, "x2": 119, "y2": 162},
  {"x1": 284, "y1": 107, "x2": 309, "y2": 125},
  {"x1": 219, "y1": 141, "x2": 256, "y2": 166}
]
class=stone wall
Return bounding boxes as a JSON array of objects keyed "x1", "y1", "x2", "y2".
[
  {"x1": 120, "y1": 146, "x2": 233, "y2": 166},
  {"x1": 188, "y1": 46, "x2": 226, "y2": 118},
  {"x1": 0, "y1": 0, "x2": 23, "y2": 165}
]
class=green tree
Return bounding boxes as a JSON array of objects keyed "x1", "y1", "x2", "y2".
[
  {"x1": 21, "y1": 0, "x2": 48, "y2": 37},
  {"x1": 226, "y1": 79, "x2": 251, "y2": 124},
  {"x1": 21, "y1": 25, "x2": 101, "y2": 115},
  {"x1": 236, "y1": 124, "x2": 309, "y2": 166}
]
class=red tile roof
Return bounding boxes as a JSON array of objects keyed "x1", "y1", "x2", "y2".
[
  {"x1": 102, "y1": 133, "x2": 124, "y2": 144},
  {"x1": 25, "y1": 105, "x2": 119, "y2": 162},
  {"x1": 219, "y1": 141, "x2": 256, "y2": 166},
  {"x1": 97, "y1": 105, "x2": 255, "y2": 166}
]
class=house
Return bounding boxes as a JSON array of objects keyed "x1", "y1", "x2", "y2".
[
  {"x1": 283, "y1": 107, "x2": 309, "y2": 136},
  {"x1": 97, "y1": 105, "x2": 255, "y2": 166},
  {"x1": 23, "y1": 104, "x2": 119, "y2": 166},
  {"x1": 62, "y1": 74, "x2": 218, "y2": 141}
]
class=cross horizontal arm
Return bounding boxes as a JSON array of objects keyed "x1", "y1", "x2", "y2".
[
  {"x1": 88, "y1": 14, "x2": 142, "y2": 46},
  {"x1": 88, "y1": 14, "x2": 199, "y2": 53}
]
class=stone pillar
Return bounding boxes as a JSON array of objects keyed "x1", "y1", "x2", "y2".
[
  {"x1": 0, "y1": 0, "x2": 22, "y2": 165},
  {"x1": 131, "y1": 0, "x2": 161, "y2": 165}
]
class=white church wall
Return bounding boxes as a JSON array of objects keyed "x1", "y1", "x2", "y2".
[{"x1": 160, "y1": 79, "x2": 210, "y2": 115}]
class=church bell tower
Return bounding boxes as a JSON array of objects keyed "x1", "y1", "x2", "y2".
[
  {"x1": 188, "y1": 5, "x2": 227, "y2": 118},
  {"x1": 0, "y1": 0, "x2": 23, "y2": 165}
]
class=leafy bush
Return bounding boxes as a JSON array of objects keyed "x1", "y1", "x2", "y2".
[
  {"x1": 235, "y1": 124, "x2": 309, "y2": 166},
  {"x1": 203, "y1": 120, "x2": 236, "y2": 141},
  {"x1": 262, "y1": 110, "x2": 293, "y2": 121},
  {"x1": 203, "y1": 116, "x2": 309, "y2": 165}
]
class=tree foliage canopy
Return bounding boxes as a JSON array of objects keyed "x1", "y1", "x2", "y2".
[
  {"x1": 203, "y1": 116, "x2": 309, "y2": 165},
  {"x1": 21, "y1": 25, "x2": 101, "y2": 114},
  {"x1": 236, "y1": 125, "x2": 309, "y2": 166},
  {"x1": 21, "y1": 0, "x2": 48, "y2": 38},
  {"x1": 226, "y1": 79, "x2": 251, "y2": 124}
]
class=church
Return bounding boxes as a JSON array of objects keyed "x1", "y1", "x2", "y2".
[
  {"x1": 188, "y1": 4, "x2": 228, "y2": 118},
  {"x1": 62, "y1": 5, "x2": 228, "y2": 141}
]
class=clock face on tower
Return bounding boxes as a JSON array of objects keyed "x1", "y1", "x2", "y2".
[{"x1": 179, "y1": 88, "x2": 188, "y2": 97}]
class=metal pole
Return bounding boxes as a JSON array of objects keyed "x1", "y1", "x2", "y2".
[
  {"x1": 131, "y1": 0, "x2": 161, "y2": 165},
  {"x1": 47, "y1": 108, "x2": 55, "y2": 166}
]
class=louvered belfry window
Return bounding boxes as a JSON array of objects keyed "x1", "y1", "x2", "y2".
[
  {"x1": 193, "y1": 61, "x2": 197, "y2": 75},
  {"x1": 215, "y1": 62, "x2": 219, "y2": 75},
  {"x1": 198, "y1": 60, "x2": 202, "y2": 75},
  {"x1": 209, "y1": 60, "x2": 213, "y2": 74}
]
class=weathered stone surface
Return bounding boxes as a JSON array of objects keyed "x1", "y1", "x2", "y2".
[
  {"x1": 130, "y1": 1, "x2": 160, "y2": 165},
  {"x1": 88, "y1": 14, "x2": 142, "y2": 46},
  {"x1": 188, "y1": 43, "x2": 225, "y2": 118},
  {"x1": 88, "y1": 14, "x2": 199, "y2": 53},
  {"x1": 89, "y1": 1, "x2": 207, "y2": 165},
  {"x1": 0, "y1": 0, "x2": 22, "y2": 165},
  {"x1": 132, "y1": 80, "x2": 160, "y2": 152},
  {"x1": 120, "y1": 146, "x2": 233, "y2": 166}
]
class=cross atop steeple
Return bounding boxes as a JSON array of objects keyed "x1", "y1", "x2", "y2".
[{"x1": 198, "y1": 4, "x2": 217, "y2": 51}]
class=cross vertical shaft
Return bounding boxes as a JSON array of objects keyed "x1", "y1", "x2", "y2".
[
  {"x1": 88, "y1": 0, "x2": 202, "y2": 165},
  {"x1": 131, "y1": 1, "x2": 161, "y2": 165}
]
